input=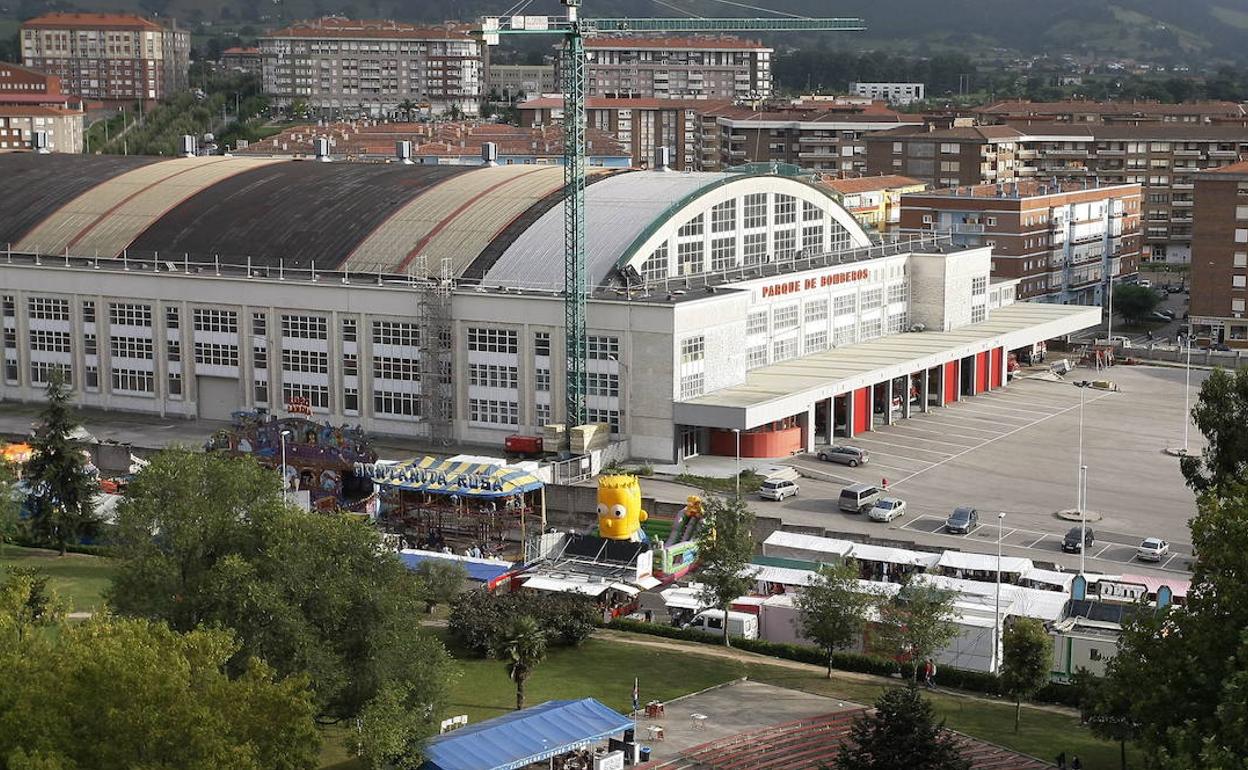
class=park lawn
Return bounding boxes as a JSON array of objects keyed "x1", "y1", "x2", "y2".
[{"x1": 0, "y1": 545, "x2": 117, "y2": 614}]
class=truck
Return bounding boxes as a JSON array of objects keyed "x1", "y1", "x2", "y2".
[{"x1": 504, "y1": 434, "x2": 544, "y2": 457}]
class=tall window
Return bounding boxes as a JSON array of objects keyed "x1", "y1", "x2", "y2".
[
  {"x1": 711, "y1": 200, "x2": 736, "y2": 233},
  {"x1": 744, "y1": 193, "x2": 767, "y2": 229}
]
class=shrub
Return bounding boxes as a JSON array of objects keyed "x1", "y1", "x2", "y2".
[{"x1": 449, "y1": 590, "x2": 599, "y2": 656}]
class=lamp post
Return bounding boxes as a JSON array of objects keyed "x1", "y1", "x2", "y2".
[
  {"x1": 732, "y1": 428, "x2": 741, "y2": 499},
  {"x1": 280, "y1": 429, "x2": 292, "y2": 504},
  {"x1": 1080, "y1": 463, "x2": 1089, "y2": 577},
  {"x1": 995, "y1": 511, "x2": 1005, "y2": 674},
  {"x1": 1183, "y1": 335, "x2": 1192, "y2": 454}
]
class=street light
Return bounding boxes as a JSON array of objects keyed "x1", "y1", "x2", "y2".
[
  {"x1": 1080, "y1": 463, "x2": 1089, "y2": 577},
  {"x1": 280, "y1": 429, "x2": 292, "y2": 504},
  {"x1": 1182, "y1": 334, "x2": 1192, "y2": 454},
  {"x1": 995, "y1": 511, "x2": 1005, "y2": 674},
  {"x1": 732, "y1": 428, "x2": 741, "y2": 499}
]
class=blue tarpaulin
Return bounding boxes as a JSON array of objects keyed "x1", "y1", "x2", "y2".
[
  {"x1": 423, "y1": 698, "x2": 634, "y2": 770},
  {"x1": 397, "y1": 550, "x2": 514, "y2": 583}
]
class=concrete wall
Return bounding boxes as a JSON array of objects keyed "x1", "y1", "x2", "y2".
[{"x1": 909, "y1": 247, "x2": 992, "y2": 332}]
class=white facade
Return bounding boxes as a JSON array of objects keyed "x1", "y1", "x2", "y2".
[
  {"x1": 576, "y1": 40, "x2": 772, "y2": 100},
  {"x1": 850, "y1": 82, "x2": 925, "y2": 106}
]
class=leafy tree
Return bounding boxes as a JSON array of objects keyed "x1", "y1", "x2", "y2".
[
  {"x1": 834, "y1": 686, "x2": 970, "y2": 770},
  {"x1": 1180, "y1": 366, "x2": 1248, "y2": 495},
  {"x1": 0, "y1": 567, "x2": 67, "y2": 644},
  {"x1": 0, "y1": 458, "x2": 21, "y2": 558},
  {"x1": 23, "y1": 371, "x2": 97, "y2": 555},
  {"x1": 107, "y1": 448, "x2": 456, "y2": 768},
  {"x1": 1073, "y1": 668, "x2": 1139, "y2": 770},
  {"x1": 0, "y1": 615, "x2": 319, "y2": 770},
  {"x1": 1087, "y1": 483, "x2": 1248, "y2": 769},
  {"x1": 695, "y1": 494, "x2": 757, "y2": 647},
  {"x1": 414, "y1": 560, "x2": 468, "y2": 614},
  {"x1": 1112, "y1": 284, "x2": 1161, "y2": 327},
  {"x1": 876, "y1": 583, "x2": 959, "y2": 684},
  {"x1": 494, "y1": 615, "x2": 548, "y2": 710},
  {"x1": 795, "y1": 559, "x2": 874, "y2": 678},
  {"x1": 999, "y1": 618, "x2": 1052, "y2": 733},
  {"x1": 448, "y1": 589, "x2": 598, "y2": 655}
]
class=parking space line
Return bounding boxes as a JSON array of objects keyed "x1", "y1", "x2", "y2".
[
  {"x1": 878, "y1": 424, "x2": 982, "y2": 446},
  {"x1": 1092, "y1": 544, "x2": 1114, "y2": 559},
  {"x1": 891, "y1": 390, "x2": 1115, "y2": 488},
  {"x1": 846, "y1": 436, "x2": 955, "y2": 458},
  {"x1": 942, "y1": 405, "x2": 1038, "y2": 422},
  {"x1": 861, "y1": 461, "x2": 917, "y2": 474},
  {"x1": 1161, "y1": 554, "x2": 1182, "y2": 569},
  {"x1": 1025, "y1": 534, "x2": 1048, "y2": 548},
  {"x1": 914, "y1": 415, "x2": 1007, "y2": 434},
  {"x1": 950, "y1": 400, "x2": 1059, "y2": 417}
]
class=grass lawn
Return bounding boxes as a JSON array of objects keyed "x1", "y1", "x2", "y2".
[
  {"x1": 676, "y1": 470, "x2": 767, "y2": 496},
  {"x1": 0, "y1": 545, "x2": 117, "y2": 613}
]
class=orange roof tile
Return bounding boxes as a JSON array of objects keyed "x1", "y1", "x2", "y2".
[
  {"x1": 0, "y1": 104, "x2": 82, "y2": 117},
  {"x1": 1206, "y1": 160, "x2": 1248, "y2": 175},
  {"x1": 822, "y1": 175, "x2": 924, "y2": 194},
  {"x1": 22, "y1": 12, "x2": 164, "y2": 31},
  {"x1": 222, "y1": 46, "x2": 261, "y2": 55}
]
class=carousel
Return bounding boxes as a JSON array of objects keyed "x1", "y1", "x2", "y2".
[
  {"x1": 362, "y1": 456, "x2": 546, "y2": 559},
  {"x1": 205, "y1": 410, "x2": 379, "y2": 515}
]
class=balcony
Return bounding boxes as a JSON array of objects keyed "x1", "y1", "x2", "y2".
[
  {"x1": 1096, "y1": 149, "x2": 1125, "y2": 157},
  {"x1": 1172, "y1": 199, "x2": 1194, "y2": 207},
  {"x1": 951, "y1": 223, "x2": 986, "y2": 234},
  {"x1": 1042, "y1": 149, "x2": 1090, "y2": 158},
  {"x1": 1017, "y1": 149, "x2": 1037, "y2": 160},
  {"x1": 1210, "y1": 149, "x2": 1239, "y2": 158}
]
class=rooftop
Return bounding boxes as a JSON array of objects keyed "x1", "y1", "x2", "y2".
[
  {"x1": 265, "y1": 17, "x2": 474, "y2": 40},
  {"x1": 980, "y1": 99, "x2": 1246, "y2": 117},
  {"x1": 1205, "y1": 159, "x2": 1248, "y2": 176},
  {"x1": 221, "y1": 46, "x2": 261, "y2": 55},
  {"x1": 22, "y1": 12, "x2": 164, "y2": 31},
  {"x1": 902, "y1": 178, "x2": 1140, "y2": 201},
  {"x1": 0, "y1": 104, "x2": 82, "y2": 117},
  {"x1": 585, "y1": 35, "x2": 767, "y2": 50},
  {"x1": 519, "y1": 96, "x2": 735, "y2": 111},
  {"x1": 821, "y1": 175, "x2": 925, "y2": 195}
]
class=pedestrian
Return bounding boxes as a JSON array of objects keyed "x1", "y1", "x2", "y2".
[
  {"x1": 924, "y1": 658, "x2": 936, "y2": 688},
  {"x1": 882, "y1": 477, "x2": 889, "y2": 491},
  {"x1": 1056, "y1": 751, "x2": 1066, "y2": 770},
  {"x1": 1071, "y1": 756, "x2": 1082, "y2": 770}
]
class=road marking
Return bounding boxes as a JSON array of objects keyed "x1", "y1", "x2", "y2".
[
  {"x1": 844, "y1": 436, "x2": 955, "y2": 458},
  {"x1": 914, "y1": 415, "x2": 1008, "y2": 434},
  {"x1": 874, "y1": 424, "x2": 982, "y2": 447},
  {"x1": 1092, "y1": 544, "x2": 1114, "y2": 558},
  {"x1": 949, "y1": 399, "x2": 1059, "y2": 417},
  {"x1": 889, "y1": 390, "x2": 1116, "y2": 489},
  {"x1": 1025, "y1": 534, "x2": 1049, "y2": 548},
  {"x1": 940, "y1": 405, "x2": 1037, "y2": 423}
]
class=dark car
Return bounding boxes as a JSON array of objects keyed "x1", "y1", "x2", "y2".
[
  {"x1": 945, "y1": 506, "x2": 978, "y2": 534},
  {"x1": 1062, "y1": 526, "x2": 1095, "y2": 553}
]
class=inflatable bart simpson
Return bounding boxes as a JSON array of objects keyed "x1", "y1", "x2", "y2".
[{"x1": 597, "y1": 474, "x2": 649, "y2": 541}]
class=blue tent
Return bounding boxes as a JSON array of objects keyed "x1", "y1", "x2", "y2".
[
  {"x1": 397, "y1": 550, "x2": 515, "y2": 583},
  {"x1": 423, "y1": 698, "x2": 634, "y2": 770}
]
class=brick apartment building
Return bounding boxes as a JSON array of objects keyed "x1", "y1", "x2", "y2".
[
  {"x1": 221, "y1": 46, "x2": 263, "y2": 77},
  {"x1": 820, "y1": 175, "x2": 926, "y2": 233},
  {"x1": 569, "y1": 36, "x2": 772, "y2": 101},
  {"x1": 485, "y1": 64, "x2": 555, "y2": 100},
  {"x1": 974, "y1": 99, "x2": 1247, "y2": 125},
  {"x1": 260, "y1": 17, "x2": 483, "y2": 118},
  {"x1": 21, "y1": 12, "x2": 189, "y2": 101},
  {"x1": 900, "y1": 180, "x2": 1142, "y2": 305},
  {"x1": 1189, "y1": 161, "x2": 1248, "y2": 347},
  {"x1": 0, "y1": 62, "x2": 84, "y2": 153},
  {"x1": 868, "y1": 122, "x2": 1248, "y2": 264}
]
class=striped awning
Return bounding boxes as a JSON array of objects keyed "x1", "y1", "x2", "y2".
[{"x1": 359, "y1": 456, "x2": 544, "y2": 500}]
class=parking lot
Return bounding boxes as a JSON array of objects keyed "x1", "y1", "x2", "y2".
[{"x1": 772, "y1": 365, "x2": 1206, "y2": 575}]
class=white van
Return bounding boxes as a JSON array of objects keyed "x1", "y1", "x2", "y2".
[{"x1": 684, "y1": 609, "x2": 759, "y2": 640}]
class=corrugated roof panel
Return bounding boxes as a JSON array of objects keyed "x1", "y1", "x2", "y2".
[{"x1": 483, "y1": 171, "x2": 736, "y2": 289}]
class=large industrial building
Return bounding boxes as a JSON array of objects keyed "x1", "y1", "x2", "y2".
[{"x1": 0, "y1": 153, "x2": 1096, "y2": 461}]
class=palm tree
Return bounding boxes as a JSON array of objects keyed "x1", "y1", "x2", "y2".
[
  {"x1": 496, "y1": 615, "x2": 548, "y2": 710},
  {"x1": 396, "y1": 99, "x2": 418, "y2": 122}
]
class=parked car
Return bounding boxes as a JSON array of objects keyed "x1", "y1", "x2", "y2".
[
  {"x1": 1158, "y1": 309, "x2": 1176, "y2": 320},
  {"x1": 1209, "y1": 343, "x2": 1232, "y2": 352},
  {"x1": 868, "y1": 497, "x2": 907, "y2": 522},
  {"x1": 1138, "y1": 279, "x2": 1152, "y2": 288},
  {"x1": 684, "y1": 609, "x2": 759, "y2": 640},
  {"x1": 815, "y1": 444, "x2": 869, "y2": 467},
  {"x1": 945, "y1": 506, "x2": 979, "y2": 534},
  {"x1": 1062, "y1": 526, "x2": 1095, "y2": 553},
  {"x1": 839, "y1": 483, "x2": 881, "y2": 513},
  {"x1": 1098, "y1": 335, "x2": 1133, "y2": 348},
  {"x1": 1167, "y1": 285, "x2": 1185, "y2": 294},
  {"x1": 1137, "y1": 537, "x2": 1170, "y2": 562},
  {"x1": 1149, "y1": 311, "x2": 1172, "y2": 322},
  {"x1": 758, "y1": 478, "x2": 799, "y2": 501}
]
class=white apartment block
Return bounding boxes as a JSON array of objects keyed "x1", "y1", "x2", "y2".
[
  {"x1": 261, "y1": 17, "x2": 483, "y2": 118},
  {"x1": 574, "y1": 36, "x2": 772, "y2": 101},
  {"x1": 850, "y1": 82, "x2": 925, "y2": 106}
]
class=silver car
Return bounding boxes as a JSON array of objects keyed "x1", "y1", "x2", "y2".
[
  {"x1": 868, "y1": 497, "x2": 907, "y2": 522},
  {"x1": 815, "y1": 444, "x2": 869, "y2": 467}
]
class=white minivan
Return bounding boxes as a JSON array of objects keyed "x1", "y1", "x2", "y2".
[{"x1": 684, "y1": 609, "x2": 759, "y2": 640}]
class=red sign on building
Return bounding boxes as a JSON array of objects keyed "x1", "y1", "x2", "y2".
[{"x1": 286, "y1": 396, "x2": 312, "y2": 416}]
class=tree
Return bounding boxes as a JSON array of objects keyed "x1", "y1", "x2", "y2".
[
  {"x1": 1084, "y1": 483, "x2": 1248, "y2": 769},
  {"x1": 1180, "y1": 366, "x2": 1248, "y2": 495},
  {"x1": 834, "y1": 686, "x2": 970, "y2": 770},
  {"x1": 1073, "y1": 668, "x2": 1139, "y2": 770},
  {"x1": 795, "y1": 559, "x2": 874, "y2": 678},
  {"x1": 999, "y1": 618, "x2": 1052, "y2": 733},
  {"x1": 695, "y1": 494, "x2": 757, "y2": 647},
  {"x1": 0, "y1": 567, "x2": 67, "y2": 644},
  {"x1": 449, "y1": 589, "x2": 599, "y2": 656},
  {"x1": 0, "y1": 615, "x2": 319, "y2": 770},
  {"x1": 0, "y1": 458, "x2": 20, "y2": 558},
  {"x1": 875, "y1": 583, "x2": 959, "y2": 684},
  {"x1": 107, "y1": 448, "x2": 456, "y2": 768},
  {"x1": 1112, "y1": 284, "x2": 1160, "y2": 327},
  {"x1": 23, "y1": 371, "x2": 97, "y2": 555},
  {"x1": 494, "y1": 615, "x2": 548, "y2": 711},
  {"x1": 414, "y1": 560, "x2": 468, "y2": 614}
]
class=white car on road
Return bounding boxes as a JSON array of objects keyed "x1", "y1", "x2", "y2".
[
  {"x1": 758, "y1": 478, "x2": 799, "y2": 501},
  {"x1": 1137, "y1": 537, "x2": 1170, "y2": 562},
  {"x1": 868, "y1": 497, "x2": 907, "y2": 522}
]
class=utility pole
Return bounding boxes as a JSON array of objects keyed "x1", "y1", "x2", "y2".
[{"x1": 478, "y1": 7, "x2": 864, "y2": 429}]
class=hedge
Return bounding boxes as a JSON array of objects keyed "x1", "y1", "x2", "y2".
[{"x1": 606, "y1": 618, "x2": 1079, "y2": 707}]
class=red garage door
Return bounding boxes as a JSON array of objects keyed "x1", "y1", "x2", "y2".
[
  {"x1": 943, "y1": 362, "x2": 958, "y2": 405},
  {"x1": 853, "y1": 386, "x2": 871, "y2": 434},
  {"x1": 990, "y1": 347, "x2": 1003, "y2": 388},
  {"x1": 975, "y1": 352, "x2": 989, "y2": 394}
]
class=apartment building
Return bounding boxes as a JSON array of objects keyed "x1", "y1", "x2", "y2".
[
  {"x1": 21, "y1": 12, "x2": 189, "y2": 101},
  {"x1": 709, "y1": 105, "x2": 923, "y2": 173},
  {"x1": 900, "y1": 181, "x2": 1141, "y2": 305},
  {"x1": 868, "y1": 123, "x2": 1248, "y2": 263},
  {"x1": 821, "y1": 175, "x2": 927, "y2": 233},
  {"x1": 221, "y1": 46, "x2": 263, "y2": 77},
  {"x1": 976, "y1": 99, "x2": 1247, "y2": 125},
  {"x1": 0, "y1": 62, "x2": 64, "y2": 98},
  {"x1": 0, "y1": 105, "x2": 84, "y2": 153},
  {"x1": 485, "y1": 64, "x2": 555, "y2": 100},
  {"x1": 1189, "y1": 162, "x2": 1248, "y2": 347},
  {"x1": 850, "y1": 82, "x2": 925, "y2": 106},
  {"x1": 260, "y1": 17, "x2": 483, "y2": 118},
  {"x1": 571, "y1": 36, "x2": 772, "y2": 101}
]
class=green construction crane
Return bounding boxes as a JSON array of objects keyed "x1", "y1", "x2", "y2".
[{"x1": 480, "y1": 5, "x2": 865, "y2": 429}]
